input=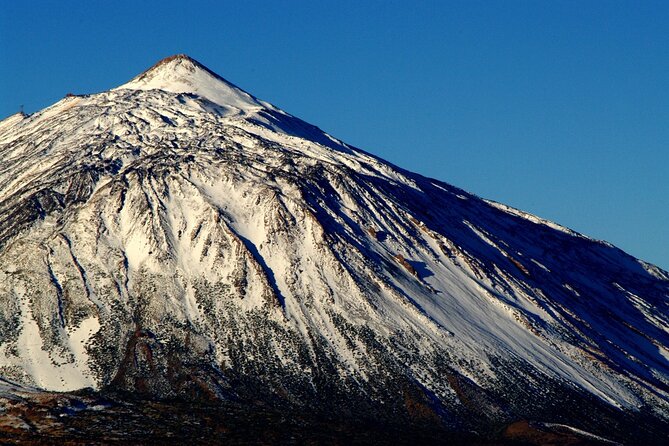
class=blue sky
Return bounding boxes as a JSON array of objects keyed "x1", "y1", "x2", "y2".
[{"x1": 1, "y1": 1, "x2": 667, "y2": 269}]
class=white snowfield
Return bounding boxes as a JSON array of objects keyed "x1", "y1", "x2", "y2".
[{"x1": 0, "y1": 55, "x2": 667, "y2": 430}]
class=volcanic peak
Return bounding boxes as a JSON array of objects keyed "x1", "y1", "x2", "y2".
[{"x1": 115, "y1": 54, "x2": 268, "y2": 112}]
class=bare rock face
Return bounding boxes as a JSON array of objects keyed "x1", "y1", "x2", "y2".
[{"x1": 0, "y1": 55, "x2": 668, "y2": 444}]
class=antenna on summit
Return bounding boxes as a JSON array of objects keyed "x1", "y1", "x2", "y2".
[{"x1": 20, "y1": 104, "x2": 24, "y2": 114}]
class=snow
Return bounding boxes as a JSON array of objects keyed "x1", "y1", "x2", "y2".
[
  {"x1": 540, "y1": 423, "x2": 622, "y2": 445},
  {"x1": 8, "y1": 286, "x2": 99, "y2": 391},
  {"x1": 67, "y1": 316, "x2": 101, "y2": 375},
  {"x1": 485, "y1": 199, "x2": 587, "y2": 238},
  {"x1": 115, "y1": 55, "x2": 271, "y2": 116},
  {"x1": 0, "y1": 53, "x2": 667, "y2": 427}
]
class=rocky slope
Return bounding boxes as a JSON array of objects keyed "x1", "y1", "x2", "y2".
[{"x1": 0, "y1": 55, "x2": 667, "y2": 444}]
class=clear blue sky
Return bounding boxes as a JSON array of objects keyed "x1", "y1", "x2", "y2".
[{"x1": 1, "y1": 1, "x2": 667, "y2": 269}]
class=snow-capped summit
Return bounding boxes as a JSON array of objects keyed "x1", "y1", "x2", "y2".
[
  {"x1": 116, "y1": 54, "x2": 270, "y2": 112},
  {"x1": 112, "y1": 54, "x2": 337, "y2": 146},
  {"x1": 0, "y1": 55, "x2": 668, "y2": 444}
]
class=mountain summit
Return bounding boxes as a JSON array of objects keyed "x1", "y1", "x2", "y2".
[
  {"x1": 0, "y1": 56, "x2": 668, "y2": 444},
  {"x1": 116, "y1": 54, "x2": 269, "y2": 113}
]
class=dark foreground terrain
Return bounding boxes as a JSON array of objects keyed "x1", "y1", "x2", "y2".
[{"x1": 0, "y1": 389, "x2": 623, "y2": 446}]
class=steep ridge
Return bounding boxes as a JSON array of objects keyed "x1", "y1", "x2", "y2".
[{"x1": 0, "y1": 55, "x2": 667, "y2": 443}]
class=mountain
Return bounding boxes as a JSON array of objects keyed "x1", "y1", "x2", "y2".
[{"x1": 0, "y1": 54, "x2": 667, "y2": 444}]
